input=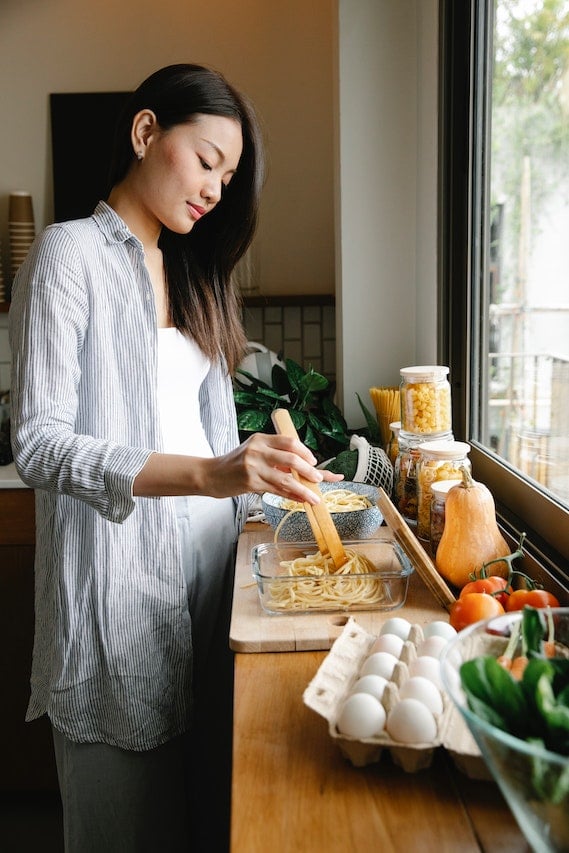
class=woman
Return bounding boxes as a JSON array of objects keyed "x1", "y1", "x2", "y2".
[{"x1": 9, "y1": 64, "x2": 339, "y2": 851}]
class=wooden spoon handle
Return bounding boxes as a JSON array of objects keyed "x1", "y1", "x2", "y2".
[{"x1": 271, "y1": 409, "x2": 348, "y2": 568}]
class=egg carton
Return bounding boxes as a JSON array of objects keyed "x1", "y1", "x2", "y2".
[{"x1": 303, "y1": 616, "x2": 490, "y2": 778}]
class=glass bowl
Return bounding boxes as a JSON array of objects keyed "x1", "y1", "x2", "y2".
[
  {"x1": 261, "y1": 481, "x2": 383, "y2": 542},
  {"x1": 440, "y1": 608, "x2": 569, "y2": 853},
  {"x1": 252, "y1": 533, "x2": 413, "y2": 615}
]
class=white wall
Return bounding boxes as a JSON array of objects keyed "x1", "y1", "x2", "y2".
[
  {"x1": 0, "y1": 0, "x2": 335, "y2": 296},
  {"x1": 0, "y1": 0, "x2": 440, "y2": 427},
  {"x1": 335, "y1": 0, "x2": 438, "y2": 423}
]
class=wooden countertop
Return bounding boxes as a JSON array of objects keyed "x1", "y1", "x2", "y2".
[
  {"x1": 230, "y1": 525, "x2": 451, "y2": 653},
  {"x1": 230, "y1": 523, "x2": 529, "y2": 852},
  {"x1": 231, "y1": 648, "x2": 529, "y2": 853}
]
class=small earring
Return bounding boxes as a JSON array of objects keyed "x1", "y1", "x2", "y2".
[{"x1": 137, "y1": 151, "x2": 144, "y2": 161}]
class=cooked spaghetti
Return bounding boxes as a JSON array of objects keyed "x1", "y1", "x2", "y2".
[
  {"x1": 274, "y1": 489, "x2": 373, "y2": 542},
  {"x1": 266, "y1": 547, "x2": 386, "y2": 611},
  {"x1": 281, "y1": 489, "x2": 372, "y2": 514}
]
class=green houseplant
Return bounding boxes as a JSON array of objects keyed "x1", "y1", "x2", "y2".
[{"x1": 233, "y1": 357, "x2": 350, "y2": 464}]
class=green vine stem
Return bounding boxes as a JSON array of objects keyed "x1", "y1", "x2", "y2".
[{"x1": 468, "y1": 532, "x2": 548, "y2": 593}]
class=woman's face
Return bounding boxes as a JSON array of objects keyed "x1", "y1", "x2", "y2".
[{"x1": 135, "y1": 112, "x2": 243, "y2": 234}]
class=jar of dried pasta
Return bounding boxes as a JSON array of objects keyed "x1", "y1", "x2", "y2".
[
  {"x1": 392, "y1": 431, "x2": 434, "y2": 524},
  {"x1": 429, "y1": 478, "x2": 462, "y2": 557},
  {"x1": 386, "y1": 421, "x2": 401, "y2": 466},
  {"x1": 416, "y1": 440, "x2": 471, "y2": 542},
  {"x1": 399, "y1": 366, "x2": 452, "y2": 435}
]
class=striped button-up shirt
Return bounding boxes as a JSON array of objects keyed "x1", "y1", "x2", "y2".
[{"x1": 9, "y1": 202, "x2": 248, "y2": 750}]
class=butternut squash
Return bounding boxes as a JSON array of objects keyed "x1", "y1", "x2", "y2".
[{"x1": 434, "y1": 467, "x2": 511, "y2": 588}]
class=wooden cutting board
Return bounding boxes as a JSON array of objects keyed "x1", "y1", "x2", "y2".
[{"x1": 229, "y1": 523, "x2": 453, "y2": 653}]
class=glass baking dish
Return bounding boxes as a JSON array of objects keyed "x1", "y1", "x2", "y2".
[{"x1": 251, "y1": 536, "x2": 414, "y2": 616}]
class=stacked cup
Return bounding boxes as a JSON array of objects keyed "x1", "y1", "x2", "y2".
[
  {"x1": 9, "y1": 190, "x2": 36, "y2": 279},
  {"x1": 0, "y1": 240, "x2": 5, "y2": 302}
]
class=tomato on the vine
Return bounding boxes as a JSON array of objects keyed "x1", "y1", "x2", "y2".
[
  {"x1": 505, "y1": 589, "x2": 560, "y2": 612},
  {"x1": 460, "y1": 577, "x2": 509, "y2": 608},
  {"x1": 449, "y1": 592, "x2": 506, "y2": 632}
]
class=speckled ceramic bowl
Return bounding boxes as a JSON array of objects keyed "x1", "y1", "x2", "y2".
[{"x1": 261, "y1": 481, "x2": 383, "y2": 542}]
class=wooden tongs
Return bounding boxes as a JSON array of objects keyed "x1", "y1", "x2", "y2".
[
  {"x1": 376, "y1": 486, "x2": 456, "y2": 612},
  {"x1": 271, "y1": 408, "x2": 348, "y2": 569}
]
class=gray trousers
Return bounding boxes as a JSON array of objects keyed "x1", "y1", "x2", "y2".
[{"x1": 52, "y1": 495, "x2": 236, "y2": 853}]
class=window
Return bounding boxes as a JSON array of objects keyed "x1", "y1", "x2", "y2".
[{"x1": 439, "y1": 0, "x2": 569, "y2": 584}]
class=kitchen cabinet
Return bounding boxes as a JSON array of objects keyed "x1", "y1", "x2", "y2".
[{"x1": 0, "y1": 484, "x2": 58, "y2": 792}]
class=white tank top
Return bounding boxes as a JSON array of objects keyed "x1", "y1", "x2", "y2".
[{"x1": 157, "y1": 327, "x2": 214, "y2": 457}]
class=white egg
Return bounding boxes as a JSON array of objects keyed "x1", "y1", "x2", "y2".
[
  {"x1": 379, "y1": 617, "x2": 412, "y2": 641},
  {"x1": 399, "y1": 676, "x2": 444, "y2": 715},
  {"x1": 360, "y1": 651, "x2": 399, "y2": 680},
  {"x1": 423, "y1": 620, "x2": 457, "y2": 641},
  {"x1": 351, "y1": 674, "x2": 389, "y2": 702},
  {"x1": 386, "y1": 698, "x2": 438, "y2": 744},
  {"x1": 409, "y1": 655, "x2": 442, "y2": 689},
  {"x1": 336, "y1": 692, "x2": 387, "y2": 739},
  {"x1": 417, "y1": 635, "x2": 449, "y2": 660},
  {"x1": 369, "y1": 633, "x2": 404, "y2": 658}
]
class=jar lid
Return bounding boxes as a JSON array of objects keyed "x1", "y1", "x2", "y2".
[
  {"x1": 418, "y1": 439, "x2": 471, "y2": 459},
  {"x1": 399, "y1": 429, "x2": 454, "y2": 446},
  {"x1": 389, "y1": 420, "x2": 401, "y2": 432},
  {"x1": 430, "y1": 479, "x2": 463, "y2": 500},
  {"x1": 400, "y1": 365, "x2": 449, "y2": 382}
]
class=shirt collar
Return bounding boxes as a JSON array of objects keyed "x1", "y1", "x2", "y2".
[{"x1": 92, "y1": 201, "x2": 143, "y2": 251}]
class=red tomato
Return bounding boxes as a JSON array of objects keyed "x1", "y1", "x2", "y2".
[
  {"x1": 460, "y1": 577, "x2": 509, "y2": 608},
  {"x1": 505, "y1": 589, "x2": 560, "y2": 611},
  {"x1": 449, "y1": 592, "x2": 506, "y2": 632}
]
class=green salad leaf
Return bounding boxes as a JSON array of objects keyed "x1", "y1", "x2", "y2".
[
  {"x1": 459, "y1": 608, "x2": 569, "y2": 804},
  {"x1": 460, "y1": 656, "x2": 529, "y2": 736}
]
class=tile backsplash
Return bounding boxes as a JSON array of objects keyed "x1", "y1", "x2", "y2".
[
  {"x1": 242, "y1": 297, "x2": 336, "y2": 382},
  {"x1": 0, "y1": 295, "x2": 336, "y2": 396}
]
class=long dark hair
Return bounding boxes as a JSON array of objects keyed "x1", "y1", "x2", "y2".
[{"x1": 108, "y1": 64, "x2": 265, "y2": 373}]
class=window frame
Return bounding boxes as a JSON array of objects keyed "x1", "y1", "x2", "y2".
[{"x1": 438, "y1": 0, "x2": 569, "y2": 586}]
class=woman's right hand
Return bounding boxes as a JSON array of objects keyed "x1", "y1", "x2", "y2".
[{"x1": 133, "y1": 433, "x2": 343, "y2": 502}]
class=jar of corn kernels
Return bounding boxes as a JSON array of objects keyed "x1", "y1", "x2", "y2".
[
  {"x1": 400, "y1": 366, "x2": 452, "y2": 435},
  {"x1": 416, "y1": 440, "x2": 471, "y2": 542}
]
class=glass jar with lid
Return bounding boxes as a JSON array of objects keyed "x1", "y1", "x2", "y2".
[
  {"x1": 400, "y1": 365, "x2": 452, "y2": 435},
  {"x1": 393, "y1": 430, "x2": 450, "y2": 524},
  {"x1": 416, "y1": 440, "x2": 471, "y2": 541},
  {"x1": 386, "y1": 420, "x2": 401, "y2": 466},
  {"x1": 429, "y1": 478, "x2": 462, "y2": 557}
]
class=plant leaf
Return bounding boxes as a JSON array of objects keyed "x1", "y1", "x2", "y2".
[
  {"x1": 287, "y1": 409, "x2": 307, "y2": 431},
  {"x1": 284, "y1": 358, "x2": 307, "y2": 392},
  {"x1": 324, "y1": 450, "x2": 358, "y2": 479},
  {"x1": 356, "y1": 392, "x2": 382, "y2": 443},
  {"x1": 298, "y1": 369, "x2": 329, "y2": 395},
  {"x1": 237, "y1": 410, "x2": 272, "y2": 432},
  {"x1": 271, "y1": 363, "x2": 293, "y2": 397},
  {"x1": 235, "y1": 367, "x2": 273, "y2": 391},
  {"x1": 303, "y1": 423, "x2": 319, "y2": 452},
  {"x1": 233, "y1": 389, "x2": 264, "y2": 406}
]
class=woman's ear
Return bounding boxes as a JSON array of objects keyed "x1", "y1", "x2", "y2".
[{"x1": 131, "y1": 109, "x2": 158, "y2": 161}]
